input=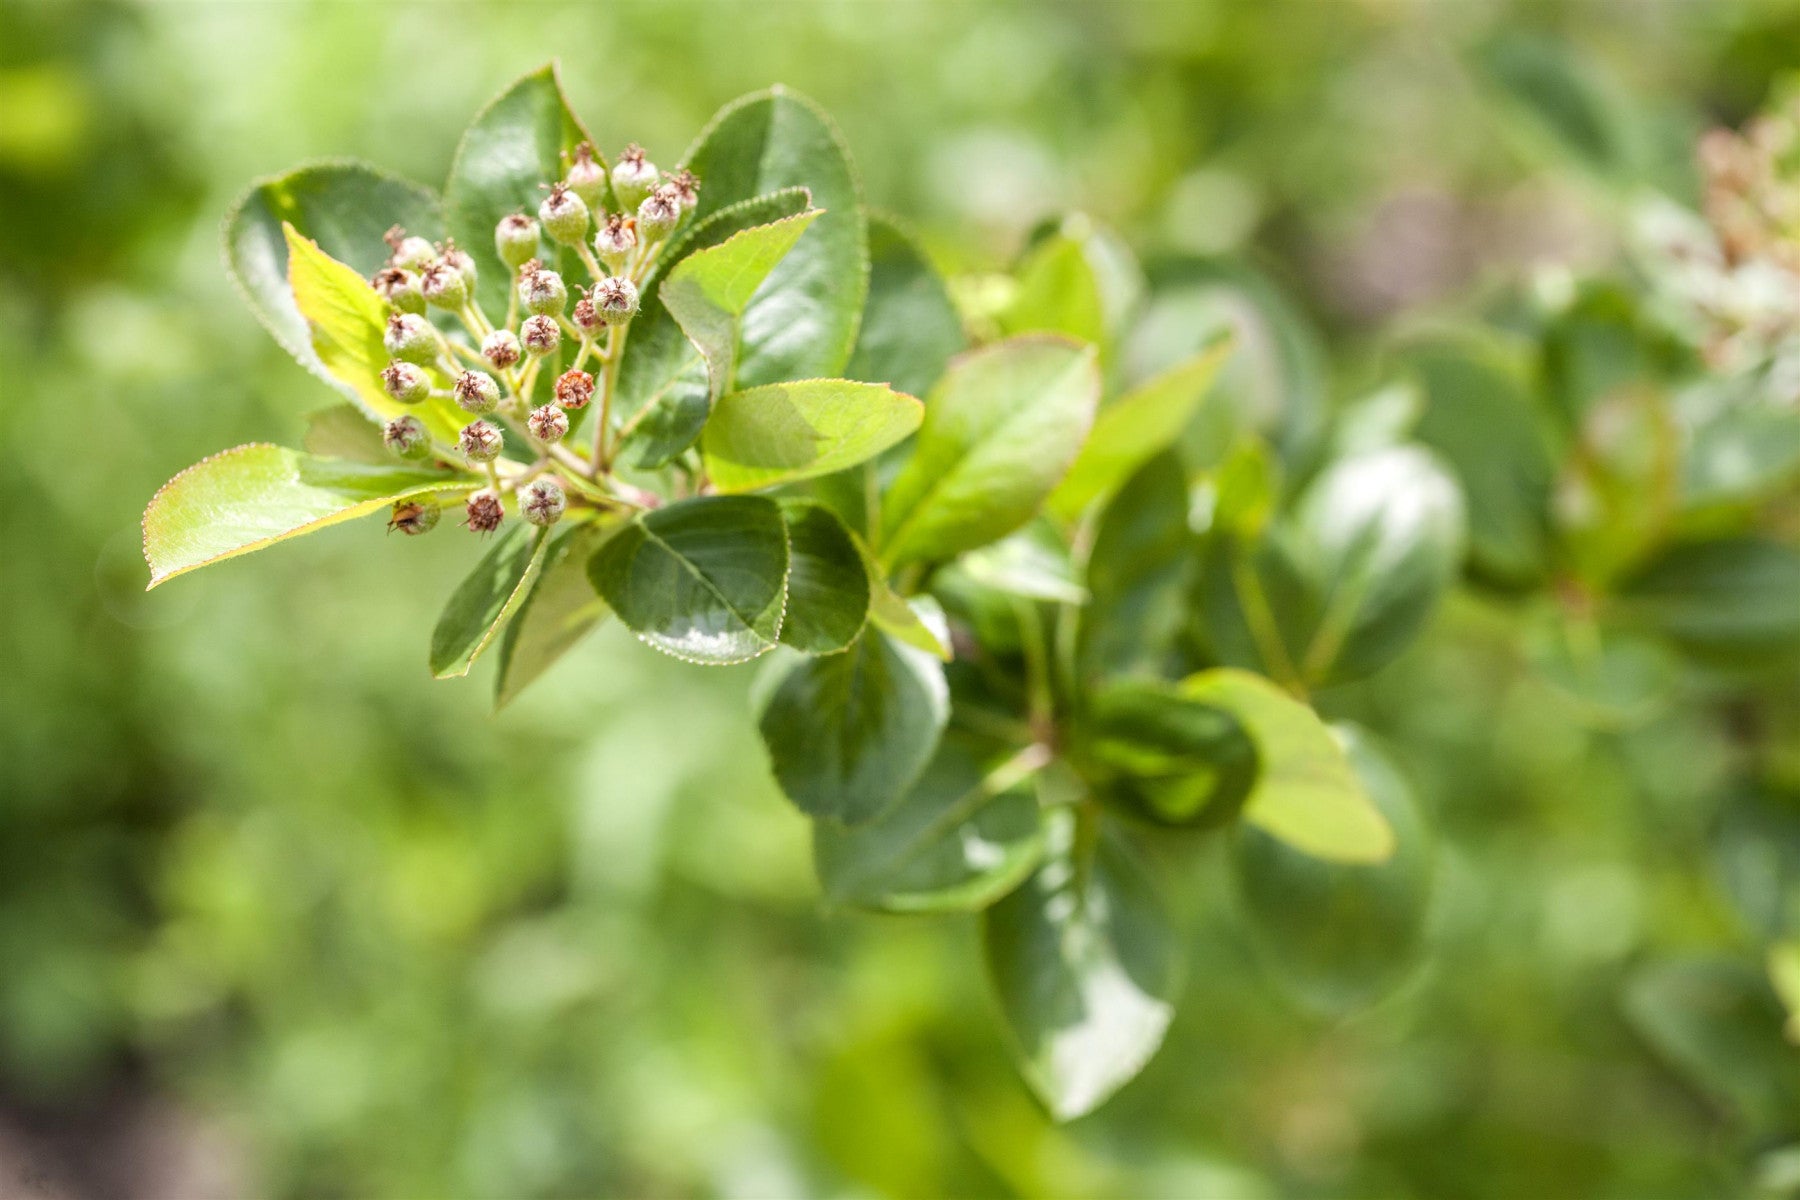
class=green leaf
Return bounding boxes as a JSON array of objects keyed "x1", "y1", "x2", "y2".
[
  {"x1": 224, "y1": 160, "x2": 441, "y2": 384},
  {"x1": 1046, "y1": 338, "x2": 1231, "y2": 522},
  {"x1": 814, "y1": 736, "x2": 1045, "y2": 913},
  {"x1": 702, "y1": 379, "x2": 922, "y2": 493},
  {"x1": 867, "y1": 579, "x2": 953, "y2": 662},
  {"x1": 282, "y1": 224, "x2": 465, "y2": 442},
  {"x1": 615, "y1": 189, "x2": 817, "y2": 466},
  {"x1": 881, "y1": 336, "x2": 1101, "y2": 567},
  {"x1": 303, "y1": 404, "x2": 390, "y2": 464},
  {"x1": 1619, "y1": 538, "x2": 1800, "y2": 668},
  {"x1": 1233, "y1": 727, "x2": 1434, "y2": 1012},
  {"x1": 1474, "y1": 32, "x2": 1644, "y2": 185},
  {"x1": 494, "y1": 520, "x2": 617, "y2": 708},
  {"x1": 142, "y1": 444, "x2": 465, "y2": 588},
  {"x1": 444, "y1": 63, "x2": 594, "y2": 317},
  {"x1": 1401, "y1": 332, "x2": 1555, "y2": 586},
  {"x1": 983, "y1": 812, "x2": 1180, "y2": 1121},
  {"x1": 587, "y1": 495, "x2": 790, "y2": 665},
  {"x1": 660, "y1": 210, "x2": 823, "y2": 404},
  {"x1": 779, "y1": 500, "x2": 870, "y2": 655},
  {"x1": 846, "y1": 214, "x2": 966, "y2": 398},
  {"x1": 429, "y1": 525, "x2": 552, "y2": 680},
  {"x1": 1201, "y1": 446, "x2": 1465, "y2": 687},
  {"x1": 1181, "y1": 669, "x2": 1393, "y2": 863},
  {"x1": 999, "y1": 230, "x2": 1104, "y2": 347},
  {"x1": 959, "y1": 525, "x2": 1086, "y2": 605},
  {"x1": 1772, "y1": 943, "x2": 1800, "y2": 1044},
  {"x1": 756, "y1": 628, "x2": 949, "y2": 825},
  {"x1": 1080, "y1": 452, "x2": 1193, "y2": 681},
  {"x1": 1082, "y1": 679, "x2": 1259, "y2": 828},
  {"x1": 681, "y1": 86, "x2": 869, "y2": 388}
]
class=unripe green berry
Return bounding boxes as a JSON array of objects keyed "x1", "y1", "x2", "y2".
[
  {"x1": 482, "y1": 329, "x2": 522, "y2": 370},
  {"x1": 593, "y1": 213, "x2": 637, "y2": 273},
  {"x1": 495, "y1": 213, "x2": 540, "y2": 270},
  {"x1": 382, "y1": 414, "x2": 431, "y2": 459},
  {"x1": 521, "y1": 477, "x2": 567, "y2": 527},
  {"x1": 636, "y1": 186, "x2": 681, "y2": 239},
  {"x1": 381, "y1": 360, "x2": 432, "y2": 405},
  {"x1": 528, "y1": 404, "x2": 569, "y2": 443},
  {"x1": 571, "y1": 290, "x2": 603, "y2": 336},
  {"x1": 538, "y1": 182, "x2": 590, "y2": 247},
  {"x1": 521, "y1": 314, "x2": 561, "y2": 357},
  {"x1": 663, "y1": 169, "x2": 700, "y2": 213},
  {"x1": 554, "y1": 368, "x2": 595, "y2": 410},
  {"x1": 459, "y1": 419, "x2": 503, "y2": 463},
  {"x1": 384, "y1": 313, "x2": 437, "y2": 365},
  {"x1": 421, "y1": 259, "x2": 470, "y2": 310},
  {"x1": 371, "y1": 266, "x2": 426, "y2": 315},
  {"x1": 464, "y1": 488, "x2": 504, "y2": 534},
  {"x1": 389, "y1": 499, "x2": 441, "y2": 536},
  {"x1": 565, "y1": 142, "x2": 609, "y2": 210},
  {"x1": 593, "y1": 276, "x2": 640, "y2": 326},
  {"x1": 611, "y1": 144, "x2": 658, "y2": 210},
  {"x1": 519, "y1": 268, "x2": 568, "y2": 316},
  {"x1": 385, "y1": 226, "x2": 436, "y2": 272},
  {"x1": 453, "y1": 369, "x2": 501, "y2": 414}
]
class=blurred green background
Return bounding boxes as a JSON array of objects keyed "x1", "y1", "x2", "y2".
[{"x1": 3, "y1": 1, "x2": 1799, "y2": 1196}]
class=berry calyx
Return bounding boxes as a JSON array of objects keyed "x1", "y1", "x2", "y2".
[
  {"x1": 538, "y1": 181, "x2": 590, "y2": 247},
  {"x1": 452, "y1": 369, "x2": 501, "y2": 414},
  {"x1": 482, "y1": 329, "x2": 522, "y2": 370},
  {"x1": 371, "y1": 266, "x2": 426, "y2": 315},
  {"x1": 459, "y1": 419, "x2": 503, "y2": 463},
  {"x1": 565, "y1": 142, "x2": 609, "y2": 209},
  {"x1": 464, "y1": 488, "x2": 504, "y2": 534},
  {"x1": 528, "y1": 404, "x2": 570, "y2": 443},
  {"x1": 381, "y1": 360, "x2": 431, "y2": 405},
  {"x1": 554, "y1": 368, "x2": 595, "y2": 409},
  {"x1": 521, "y1": 477, "x2": 567, "y2": 527},
  {"x1": 611, "y1": 143, "x2": 659, "y2": 210},
  {"x1": 593, "y1": 213, "x2": 637, "y2": 272},
  {"x1": 593, "y1": 276, "x2": 640, "y2": 325},
  {"x1": 389, "y1": 499, "x2": 441, "y2": 536},
  {"x1": 495, "y1": 213, "x2": 541, "y2": 270},
  {"x1": 384, "y1": 312, "x2": 437, "y2": 365},
  {"x1": 521, "y1": 314, "x2": 562, "y2": 357},
  {"x1": 382, "y1": 414, "x2": 431, "y2": 459},
  {"x1": 519, "y1": 267, "x2": 568, "y2": 316}
]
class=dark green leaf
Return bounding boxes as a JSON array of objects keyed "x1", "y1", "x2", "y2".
[
  {"x1": 588, "y1": 495, "x2": 790, "y2": 664},
  {"x1": 1082, "y1": 680, "x2": 1258, "y2": 828},
  {"x1": 1619, "y1": 537, "x2": 1800, "y2": 667},
  {"x1": 430, "y1": 525, "x2": 552, "y2": 679},
  {"x1": 814, "y1": 736, "x2": 1045, "y2": 913},
  {"x1": 959, "y1": 525, "x2": 1086, "y2": 605},
  {"x1": 1233, "y1": 727, "x2": 1434, "y2": 1012},
  {"x1": 1080, "y1": 452, "x2": 1193, "y2": 681},
  {"x1": 756, "y1": 629, "x2": 949, "y2": 825},
  {"x1": 984, "y1": 813, "x2": 1180, "y2": 1120},
  {"x1": 779, "y1": 500, "x2": 870, "y2": 655},
  {"x1": 846, "y1": 214, "x2": 966, "y2": 397},
  {"x1": 494, "y1": 520, "x2": 618, "y2": 708}
]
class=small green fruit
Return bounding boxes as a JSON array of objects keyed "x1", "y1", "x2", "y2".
[
  {"x1": 593, "y1": 213, "x2": 637, "y2": 273},
  {"x1": 371, "y1": 266, "x2": 426, "y2": 314},
  {"x1": 611, "y1": 144, "x2": 658, "y2": 210},
  {"x1": 635, "y1": 187, "x2": 681, "y2": 240},
  {"x1": 384, "y1": 226, "x2": 436, "y2": 272},
  {"x1": 459, "y1": 419, "x2": 503, "y2": 463},
  {"x1": 388, "y1": 498, "x2": 441, "y2": 536},
  {"x1": 593, "y1": 276, "x2": 640, "y2": 326},
  {"x1": 482, "y1": 329, "x2": 522, "y2": 370},
  {"x1": 382, "y1": 414, "x2": 431, "y2": 459},
  {"x1": 453, "y1": 370, "x2": 501, "y2": 415},
  {"x1": 464, "y1": 488, "x2": 504, "y2": 534},
  {"x1": 538, "y1": 182, "x2": 590, "y2": 247},
  {"x1": 565, "y1": 142, "x2": 609, "y2": 210},
  {"x1": 528, "y1": 404, "x2": 570, "y2": 443},
  {"x1": 495, "y1": 213, "x2": 541, "y2": 270},
  {"x1": 520, "y1": 268, "x2": 568, "y2": 317},
  {"x1": 521, "y1": 477, "x2": 567, "y2": 527},
  {"x1": 383, "y1": 313, "x2": 437, "y2": 365},
  {"x1": 521, "y1": 315, "x2": 561, "y2": 357},
  {"x1": 380, "y1": 360, "x2": 431, "y2": 405}
]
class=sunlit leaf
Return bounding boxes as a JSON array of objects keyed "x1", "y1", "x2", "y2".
[{"x1": 430, "y1": 525, "x2": 552, "y2": 679}]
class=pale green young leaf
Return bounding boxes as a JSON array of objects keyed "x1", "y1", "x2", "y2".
[
  {"x1": 588, "y1": 495, "x2": 789, "y2": 665},
  {"x1": 881, "y1": 336, "x2": 1101, "y2": 567},
  {"x1": 494, "y1": 520, "x2": 618, "y2": 709},
  {"x1": 430, "y1": 525, "x2": 552, "y2": 679},
  {"x1": 867, "y1": 576, "x2": 953, "y2": 662},
  {"x1": 703, "y1": 379, "x2": 921, "y2": 493},
  {"x1": 1181, "y1": 668, "x2": 1394, "y2": 863},
  {"x1": 142, "y1": 444, "x2": 466, "y2": 588}
]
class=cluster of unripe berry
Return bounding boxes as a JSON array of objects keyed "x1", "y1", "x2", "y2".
[{"x1": 366, "y1": 141, "x2": 698, "y2": 538}]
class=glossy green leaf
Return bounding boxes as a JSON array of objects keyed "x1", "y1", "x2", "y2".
[
  {"x1": 444, "y1": 63, "x2": 593, "y2": 317},
  {"x1": 1047, "y1": 338, "x2": 1231, "y2": 521},
  {"x1": 1000, "y1": 230, "x2": 1105, "y2": 347},
  {"x1": 681, "y1": 87, "x2": 869, "y2": 389},
  {"x1": 702, "y1": 379, "x2": 922, "y2": 493},
  {"x1": 1080, "y1": 453, "x2": 1193, "y2": 681},
  {"x1": 1082, "y1": 679, "x2": 1259, "y2": 828},
  {"x1": 814, "y1": 736, "x2": 1045, "y2": 913},
  {"x1": 779, "y1": 500, "x2": 870, "y2": 655},
  {"x1": 881, "y1": 336, "x2": 1100, "y2": 567},
  {"x1": 959, "y1": 525, "x2": 1086, "y2": 605},
  {"x1": 660, "y1": 210, "x2": 822, "y2": 399},
  {"x1": 983, "y1": 813, "x2": 1180, "y2": 1120},
  {"x1": 756, "y1": 628, "x2": 949, "y2": 825},
  {"x1": 494, "y1": 520, "x2": 617, "y2": 708},
  {"x1": 143, "y1": 444, "x2": 464, "y2": 588},
  {"x1": 867, "y1": 578, "x2": 952, "y2": 662},
  {"x1": 1233, "y1": 727, "x2": 1434, "y2": 1012},
  {"x1": 430, "y1": 525, "x2": 552, "y2": 679},
  {"x1": 1620, "y1": 538, "x2": 1800, "y2": 667},
  {"x1": 588, "y1": 495, "x2": 789, "y2": 665},
  {"x1": 224, "y1": 160, "x2": 442, "y2": 383},
  {"x1": 1181, "y1": 669, "x2": 1393, "y2": 863},
  {"x1": 846, "y1": 214, "x2": 966, "y2": 397}
]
